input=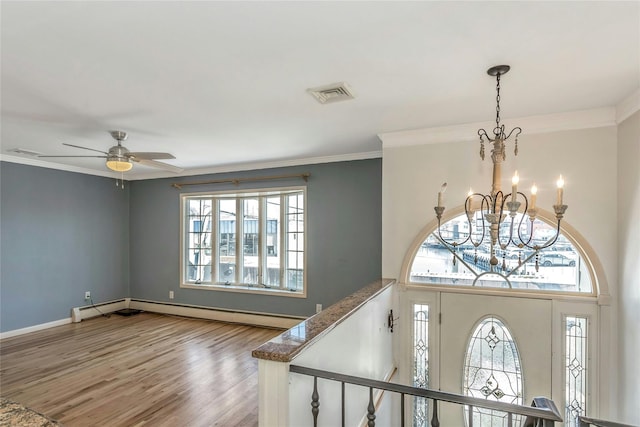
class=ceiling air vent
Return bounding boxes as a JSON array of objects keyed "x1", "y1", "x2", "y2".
[{"x1": 307, "y1": 82, "x2": 355, "y2": 104}]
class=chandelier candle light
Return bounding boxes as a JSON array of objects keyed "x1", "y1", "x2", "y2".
[{"x1": 434, "y1": 65, "x2": 568, "y2": 273}]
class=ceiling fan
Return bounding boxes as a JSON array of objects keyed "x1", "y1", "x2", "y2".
[{"x1": 38, "y1": 130, "x2": 183, "y2": 173}]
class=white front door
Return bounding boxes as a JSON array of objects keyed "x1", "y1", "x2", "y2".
[{"x1": 438, "y1": 292, "x2": 553, "y2": 425}]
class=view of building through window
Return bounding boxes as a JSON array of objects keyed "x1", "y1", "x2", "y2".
[
  {"x1": 410, "y1": 213, "x2": 592, "y2": 293},
  {"x1": 182, "y1": 188, "x2": 305, "y2": 294}
]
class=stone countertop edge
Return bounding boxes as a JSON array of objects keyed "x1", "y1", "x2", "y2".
[{"x1": 251, "y1": 278, "x2": 395, "y2": 362}]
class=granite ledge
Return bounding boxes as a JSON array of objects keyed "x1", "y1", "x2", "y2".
[{"x1": 252, "y1": 278, "x2": 395, "y2": 362}]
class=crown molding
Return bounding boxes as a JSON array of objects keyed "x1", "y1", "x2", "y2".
[
  {"x1": 1, "y1": 150, "x2": 383, "y2": 181},
  {"x1": 378, "y1": 107, "x2": 617, "y2": 148},
  {"x1": 124, "y1": 150, "x2": 383, "y2": 180},
  {"x1": 616, "y1": 88, "x2": 640, "y2": 123},
  {"x1": 0, "y1": 154, "x2": 120, "y2": 179}
]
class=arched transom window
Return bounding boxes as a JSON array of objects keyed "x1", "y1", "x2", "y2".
[{"x1": 409, "y1": 213, "x2": 593, "y2": 293}]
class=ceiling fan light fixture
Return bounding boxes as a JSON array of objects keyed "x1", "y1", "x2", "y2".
[{"x1": 106, "y1": 157, "x2": 133, "y2": 172}]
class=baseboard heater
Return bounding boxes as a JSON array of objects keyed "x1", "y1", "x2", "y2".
[
  {"x1": 72, "y1": 298, "x2": 304, "y2": 329},
  {"x1": 129, "y1": 299, "x2": 304, "y2": 329},
  {"x1": 72, "y1": 299, "x2": 129, "y2": 322}
]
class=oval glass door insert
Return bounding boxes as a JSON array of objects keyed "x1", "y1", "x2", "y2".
[{"x1": 463, "y1": 316, "x2": 523, "y2": 426}]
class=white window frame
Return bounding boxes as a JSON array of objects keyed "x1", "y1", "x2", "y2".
[
  {"x1": 180, "y1": 186, "x2": 307, "y2": 298},
  {"x1": 551, "y1": 300, "x2": 598, "y2": 425}
]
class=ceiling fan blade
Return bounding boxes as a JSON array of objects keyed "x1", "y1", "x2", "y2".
[
  {"x1": 38, "y1": 155, "x2": 108, "y2": 158},
  {"x1": 132, "y1": 158, "x2": 183, "y2": 173},
  {"x1": 63, "y1": 143, "x2": 109, "y2": 155},
  {"x1": 127, "y1": 152, "x2": 175, "y2": 160}
]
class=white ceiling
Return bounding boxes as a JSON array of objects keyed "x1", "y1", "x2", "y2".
[{"x1": 1, "y1": 1, "x2": 639, "y2": 179}]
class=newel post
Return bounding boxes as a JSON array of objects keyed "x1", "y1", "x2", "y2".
[{"x1": 258, "y1": 359, "x2": 290, "y2": 427}]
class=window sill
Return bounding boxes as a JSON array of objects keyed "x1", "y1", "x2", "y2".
[{"x1": 180, "y1": 282, "x2": 307, "y2": 298}]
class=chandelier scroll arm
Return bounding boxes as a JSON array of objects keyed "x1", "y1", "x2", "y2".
[
  {"x1": 466, "y1": 193, "x2": 492, "y2": 247},
  {"x1": 434, "y1": 208, "x2": 472, "y2": 248},
  {"x1": 514, "y1": 192, "x2": 536, "y2": 248},
  {"x1": 494, "y1": 190, "x2": 512, "y2": 248},
  {"x1": 492, "y1": 190, "x2": 506, "y2": 217},
  {"x1": 504, "y1": 126, "x2": 522, "y2": 141},
  {"x1": 433, "y1": 233, "x2": 483, "y2": 281},
  {"x1": 435, "y1": 220, "x2": 472, "y2": 248},
  {"x1": 536, "y1": 218, "x2": 564, "y2": 251},
  {"x1": 498, "y1": 213, "x2": 517, "y2": 250},
  {"x1": 515, "y1": 195, "x2": 538, "y2": 248},
  {"x1": 501, "y1": 190, "x2": 528, "y2": 248}
]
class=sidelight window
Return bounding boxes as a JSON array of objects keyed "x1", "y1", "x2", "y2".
[
  {"x1": 565, "y1": 315, "x2": 588, "y2": 426},
  {"x1": 413, "y1": 304, "x2": 430, "y2": 427}
]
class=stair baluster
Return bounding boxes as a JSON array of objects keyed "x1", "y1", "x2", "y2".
[
  {"x1": 311, "y1": 376, "x2": 319, "y2": 427},
  {"x1": 431, "y1": 399, "x2": 440, "y2": 427},
  {"x1": 341, "y1": 382, "x2": 345, "y2": 427},
  {"x1": 367, "y1": 387, "x2": 376, "y2": 426}
]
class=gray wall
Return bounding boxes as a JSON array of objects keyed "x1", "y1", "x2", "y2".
[
  {"x1": 129, "y1": 159, "x2": 382, "y2": 317},
  {"x1": 0, "y1": 159, "x2": 381, "y2": 332},
  {"x1": 0, "y1": 162, "x2": 130, "y2": 332}
]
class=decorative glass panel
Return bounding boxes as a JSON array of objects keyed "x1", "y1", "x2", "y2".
[
  {"x1": 409, "y1": 213, "x2": 592, "y2": 293},
  {"x1": 413, "y1": 304, "x2": 429, "y2": 427},
  {"x1": 463, "y1": 317, "x2": 523, "y2": 426},
  {"x1": 565, "y1": 316, "x2": 588, "y2": 426}
]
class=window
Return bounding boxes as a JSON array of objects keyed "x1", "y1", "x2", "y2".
[
  {"x1": 409, "y1": 213, "x2": 593, "y2": 293},
  {"x1": 181, "y1": 187, "x2": 306, "y2": 296},
  {"x1": 565, "y1": 315, "x2": 588, "y2": 426},
  {"x1": 413, "y1": 304, "x2": 430, "y2": 427}
]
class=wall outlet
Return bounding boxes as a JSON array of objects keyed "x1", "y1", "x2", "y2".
[
  {"x1": 169, "y1": 290, "x2": 174, "y2": 299},
  {"x1": 84, "y1": 291, "x2": 91, "y2": 300},
  {"x1": 316, "y1": 303, "x2": 322, "y2": 313}
]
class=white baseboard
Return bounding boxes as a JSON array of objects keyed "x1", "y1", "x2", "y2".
[
  {"x1": 129, "y1": 299, "x2": 305, "y2": 329},
  {"x1": 0, "y1": 318, "x2": 71, "y2": 340}
]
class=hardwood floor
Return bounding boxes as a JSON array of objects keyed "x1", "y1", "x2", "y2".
[{"x1": 0, "y1": 313, "x2": 282, "y2": 427}]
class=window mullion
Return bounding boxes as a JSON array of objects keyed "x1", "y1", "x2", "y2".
[
  {"x1": 212, "y1": 197, "x2": 218, "y2": 283},
  {"x1": 258, "y1": 196, "x2": 265, "y2": 286},
  {"x1": 280, "y1": 194, "x2": 286, "y2": 289},
  {"x1": 236, "y1": 198, "x2": 243, "y2": 284}
]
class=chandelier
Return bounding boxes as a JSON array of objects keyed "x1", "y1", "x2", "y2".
[{"x1": 433, "y1": 65, "x2": 567, "y2": 273}]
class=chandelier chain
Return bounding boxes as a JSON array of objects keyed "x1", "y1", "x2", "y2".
[{"x1": 495, "y1": 72, "x2": 502, "y2": 132}]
